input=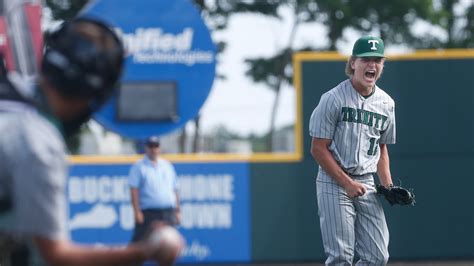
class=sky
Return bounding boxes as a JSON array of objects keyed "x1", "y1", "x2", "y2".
[
  {"x1": 199, "y1": 9, "x2": 327, "y2": 136},
  {"x1": 200, "y1": 13, "x2": 297, "y2": 136}
]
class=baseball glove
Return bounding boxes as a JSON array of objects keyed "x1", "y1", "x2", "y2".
[{"x1": 376, "y1": 184, "x2": 416, "y2": 206}]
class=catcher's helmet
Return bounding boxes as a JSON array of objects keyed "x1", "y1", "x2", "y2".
[
  {"x1": 41, "y1": 17, "x2": 124, "y2": 137},
  {"x1": 41, "y1": 17, "x2": 124, "y2": 108}
]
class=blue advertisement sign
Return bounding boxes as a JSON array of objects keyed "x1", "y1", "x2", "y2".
[
  {"x1": 68, "y1": 162, "x2": 251, "y2": 263},
  {"x1": 81, "y1": 0, "x2": 216, "y2": 139}
]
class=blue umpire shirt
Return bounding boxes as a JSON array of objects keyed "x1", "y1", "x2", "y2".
[{"x1": 128, "y1": 156, "x2": 178, "y2": 210}]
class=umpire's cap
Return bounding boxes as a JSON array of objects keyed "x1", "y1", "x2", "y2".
[
  {"x1": 352, "y1": 36, "x2": 384, "y2": 58},
  {"x1": 41, "y1": 17, "x2": 124, "y2": 107},
  {"x1": 146, "y1": 136, "x2": 160, "y2": 147}
]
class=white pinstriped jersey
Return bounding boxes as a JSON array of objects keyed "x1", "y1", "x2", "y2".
[{"x1": 309, "y1": 79, "x2": 396, "y2": 175}]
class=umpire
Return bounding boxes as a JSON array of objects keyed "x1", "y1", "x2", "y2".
[
  {"x1": 129, "y1": 136, "x2": 181, "y2": 243},
  {"x1": 0, "y1": 17, "x2": 182, "y2": 266}
]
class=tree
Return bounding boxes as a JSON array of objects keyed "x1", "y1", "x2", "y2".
[
  {"x1": 436, "y1": 0, "x2": 474, "y2": 48},
  {"x1": 227, "y1": 0, "x2": 472, "y2": 150}
]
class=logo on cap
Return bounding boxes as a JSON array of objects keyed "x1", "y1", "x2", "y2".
[{"x1": 368, "y1": 40, "x2": 379, "y2": 50}]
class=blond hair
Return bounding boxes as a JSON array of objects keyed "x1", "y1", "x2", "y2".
[{"x1": 345, "y1": 56, "x2": 356, "y2": 77}]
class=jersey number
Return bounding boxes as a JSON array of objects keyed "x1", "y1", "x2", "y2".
[{"x1": 368, "y1": 138, "x2": 380, "y2": 156}]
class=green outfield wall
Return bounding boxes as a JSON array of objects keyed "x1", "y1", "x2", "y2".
[{"x1": 250, "y1": 50, "x2": 474, "y2": 262}]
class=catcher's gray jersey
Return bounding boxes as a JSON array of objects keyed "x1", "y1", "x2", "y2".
[
  {"x1": 0, "y1": 100, "x2": 69, "y2": 241},
  {"x1": 309, "y1": 79, "x2": 396, "y2": 175}
]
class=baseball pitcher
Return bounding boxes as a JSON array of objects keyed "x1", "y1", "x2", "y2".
[{"x1": 309, "y1": 36, "x2": 395, "y2": 265}]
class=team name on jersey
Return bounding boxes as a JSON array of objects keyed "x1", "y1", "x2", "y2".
[{"x1": 341, "y1": 107, "x2": 388, "y2": 130}]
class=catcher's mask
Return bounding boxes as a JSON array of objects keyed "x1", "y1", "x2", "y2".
[{"x1": 41, "y1": 17, "x2": 124, "y2": 137}]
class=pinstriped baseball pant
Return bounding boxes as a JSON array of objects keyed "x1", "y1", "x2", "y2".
[{"x1": 316, "y1": 170, "x2": 389, "y2": 266}]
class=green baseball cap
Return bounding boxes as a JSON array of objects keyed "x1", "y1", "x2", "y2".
[{"x1": 352, "y1": 36, "x2": 385, "y2": 57}]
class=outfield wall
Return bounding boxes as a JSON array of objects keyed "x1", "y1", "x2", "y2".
[{"x1": 69, "y1": 49, "x2": 474, "y2": 263}]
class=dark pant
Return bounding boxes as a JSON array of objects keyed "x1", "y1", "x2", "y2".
[{"x1": 131, "y1": 208, "x2": 177, "y2": 243}]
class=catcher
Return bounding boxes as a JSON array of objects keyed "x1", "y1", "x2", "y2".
[{"x1": 0, "y1": 17, "x2": 183, "y2": 266}]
